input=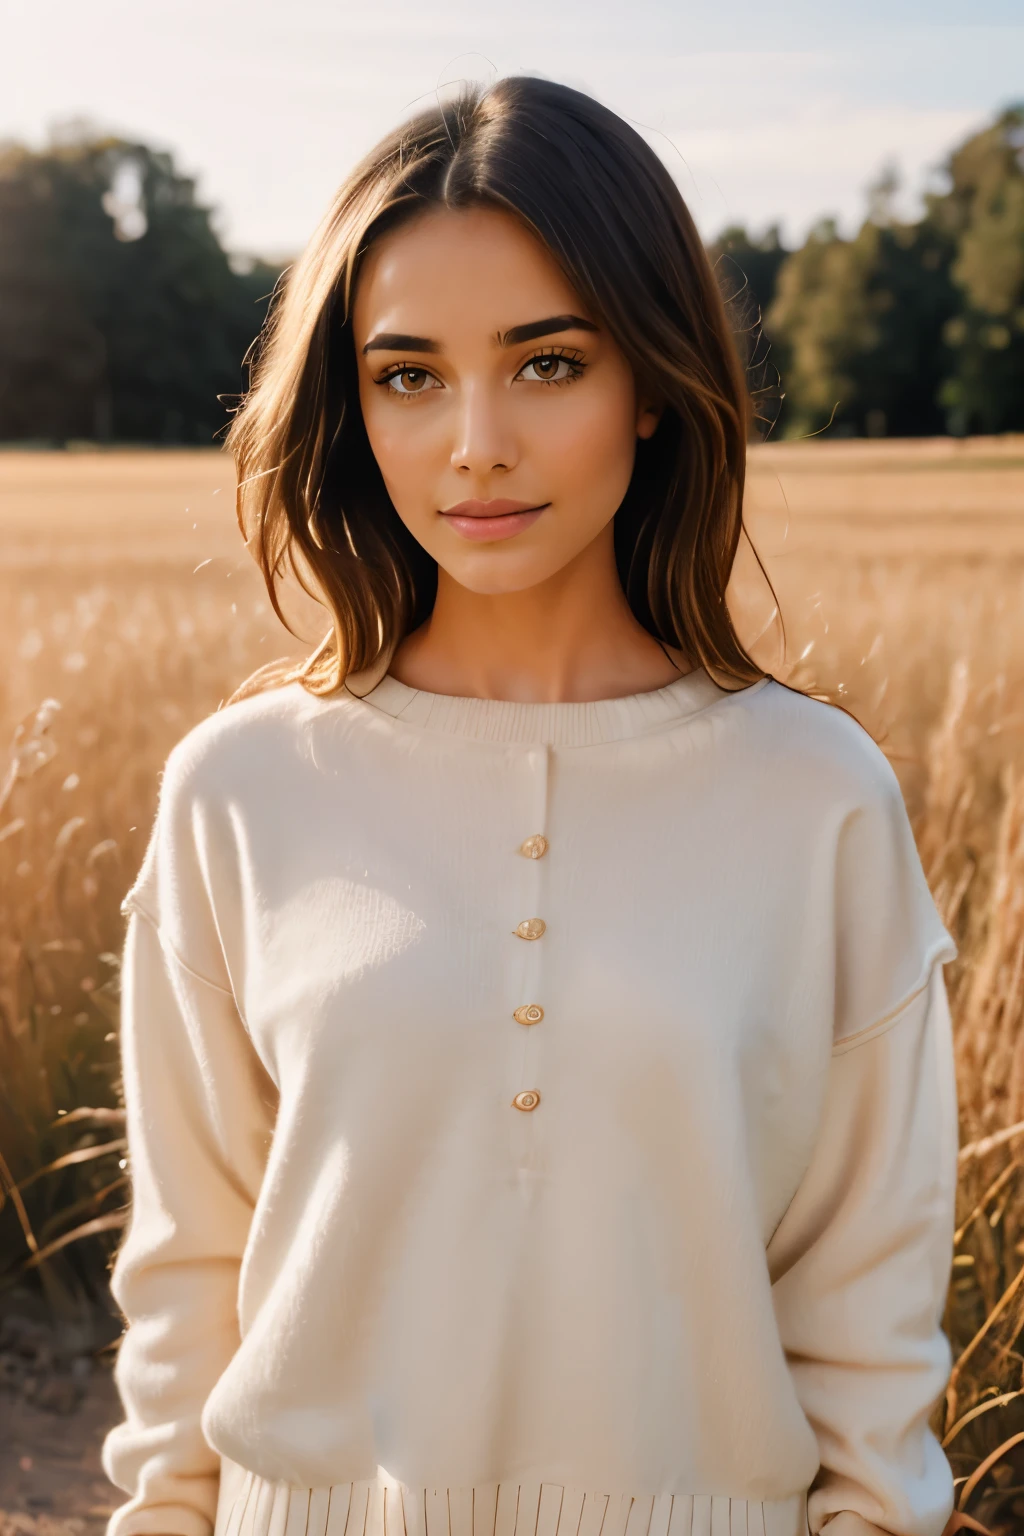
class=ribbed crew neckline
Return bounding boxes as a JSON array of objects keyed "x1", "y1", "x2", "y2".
[{"x1": 343, "y1": 665, "x2": 763, "y2": 747}]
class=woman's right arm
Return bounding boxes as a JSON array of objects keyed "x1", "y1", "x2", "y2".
[{"x1": 101, "y1": 750, "x2": 277, "y2": 1536}]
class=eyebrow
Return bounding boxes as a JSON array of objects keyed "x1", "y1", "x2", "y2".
[{"x1": 360, "y1": 313, "x2": 599, "y2": 355}]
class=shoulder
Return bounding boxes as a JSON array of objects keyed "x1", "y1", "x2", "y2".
[
  {"x1": 124, "y1": 681, "x2": 342, "y2": 952},
  {"x1": 136, "y1": 680, "x2": 339, "y2": 891},
  {"x1": 722, "y1": 675, "x2": 904, "y2": 818},
  {"x1": 729, "y1": 682, "x2": 956, "y2": 1044},
  {"x1": 157, "y1": 679, "x2": 335, "y2": 810}
]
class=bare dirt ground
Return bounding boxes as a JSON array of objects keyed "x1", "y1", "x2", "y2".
[
  {"x1": 0, "y1": 1368, "x2": 121, "y2": 1536},
  {"x1": 0, "y1": 1298, "x2": 123, "y2": 1536}
]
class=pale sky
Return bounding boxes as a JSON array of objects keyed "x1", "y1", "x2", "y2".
[{"x1": 1, "y1": 0, "x2": 1021, "y2": 260}]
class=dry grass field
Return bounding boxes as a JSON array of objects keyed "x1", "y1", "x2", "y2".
[{"x1": 0, "y1": 439, "x2": 1023, "y2": 1531}]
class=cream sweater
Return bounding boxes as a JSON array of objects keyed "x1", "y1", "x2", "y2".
[{"x1": 101, "y1": 660, "x2": 960, "y2": 1536}]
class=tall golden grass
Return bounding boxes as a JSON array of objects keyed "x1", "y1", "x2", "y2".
[{"x1": 0, "y1": 443, "x2": 1023, "y2": 1530}]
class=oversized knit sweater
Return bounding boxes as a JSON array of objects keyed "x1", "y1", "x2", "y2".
[{"x1": 101, "y1": 658, "x2": 960, "y2": 1536}]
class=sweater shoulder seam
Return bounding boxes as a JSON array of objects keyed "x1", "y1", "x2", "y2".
[
  {"x1": 831, "y1": 933, "x2": 956, "y2": 1057},
  {"x1": 122, "y1": 894, "x2": 238, "y2": 1002},
  {"x1": 830, "y1": 978, "x2": 929, "y2": 1056}
]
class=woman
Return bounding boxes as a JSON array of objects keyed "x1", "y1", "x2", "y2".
[{"x1": 101, "y1": 76, "x2": 959, "y2": 1536}]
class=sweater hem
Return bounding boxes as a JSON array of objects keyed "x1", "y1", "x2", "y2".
[{"x1": 214, "y1": 1463, "x2": 812, "y2": 1536}]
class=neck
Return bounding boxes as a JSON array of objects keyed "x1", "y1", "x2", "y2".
[{"x1": 388, "y1": 523, "x2": 688, "y2": 705}]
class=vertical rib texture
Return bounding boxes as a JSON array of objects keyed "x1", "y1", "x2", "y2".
[{"x1": 218, "y1": 1475, "x2": 809, "y2": 1536}]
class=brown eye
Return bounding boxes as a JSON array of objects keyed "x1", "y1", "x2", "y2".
[
  {"x1": 517, "y1": 353, "x2": 585, "y2": 386},
  {"x1": 383, "y1": 368, "x2": 440, "y2": 397}
]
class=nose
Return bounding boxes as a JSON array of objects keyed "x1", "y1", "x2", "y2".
[{"x1": 450, "y1": 381, "x2": 518, "y2": 476}]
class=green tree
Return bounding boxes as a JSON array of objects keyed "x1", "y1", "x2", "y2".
[
  {"x1": 766, "y1": 198, "x2": 958, "y2": 440},
  {"x1": 766, "y1": 110, "x2": 1024, "y2": 439},
  {"x1": 0, "y1": 125, "x2": 283, "y2": 444},
  {"x1": 929, "y1": 104, "x2": 1024, "y2": 435}
]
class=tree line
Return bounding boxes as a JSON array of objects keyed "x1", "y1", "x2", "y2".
[
  {"x1": 0, "y1": 126, "x2": 281, "y2": 447},
  {"x1": 712, "y1": 104, "x2": 1024, "y2": 439},
  {"x1": 1, "y1": 106, "x2": 1021, "y2": 447}
]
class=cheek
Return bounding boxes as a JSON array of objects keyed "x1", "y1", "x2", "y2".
[
  {"x1": 359, "y1": 387, "x2": 439, "y2": 494},
  {"x1": 533, "y1": 380, "x2": 638, "y2": 492}
]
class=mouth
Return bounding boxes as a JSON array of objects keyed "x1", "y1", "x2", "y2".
[{"x1": 438, "y1": 498, "x2": 549, "y2": 543}]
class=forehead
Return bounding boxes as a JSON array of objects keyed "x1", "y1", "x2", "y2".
[{"x1": 352, "y1": 205, "x2": 584, "y2": 333}]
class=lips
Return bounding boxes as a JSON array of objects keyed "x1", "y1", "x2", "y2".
[
  {"x1": 440, "y1": 499, "x2": 543, "y2": 518},
  {"x1": 438, "y1": 498, "x2": 549, "y2": 544}
]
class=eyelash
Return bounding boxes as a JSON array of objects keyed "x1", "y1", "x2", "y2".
[{"x1": 374, "y1": 346, "x2": 588, "y2": 402}]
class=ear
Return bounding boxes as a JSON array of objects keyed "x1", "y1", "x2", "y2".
[{"x1": 635, "y1": 396, "x2": 663, "y2": 440}]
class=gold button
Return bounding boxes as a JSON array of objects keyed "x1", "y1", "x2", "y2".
[
  {"x1": 519, "y1": 834, "x2": 548, "y2": 859},
  {"x1": 513, "y1": 918, "x2": 546, "y2": 941},
  {"x1": 512, "y1": 1089, "x2": 541, "y2": 1112},
  {"x1": 514, "y1": 1004, "x2": 544, "y2": 1025}
]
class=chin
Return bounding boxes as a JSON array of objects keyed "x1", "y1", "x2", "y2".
[{"x1": 439, "y1": 553, "x2": 566, "y2": 596}]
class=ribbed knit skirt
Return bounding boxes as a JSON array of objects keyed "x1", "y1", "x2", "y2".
[{"x1": 213, "y1": 1458, "x2": 811, "y2": 1536}]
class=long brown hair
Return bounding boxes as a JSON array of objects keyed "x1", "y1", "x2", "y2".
[{"x1": 224, "y1": 74, "x2": 777, "y2": 701}]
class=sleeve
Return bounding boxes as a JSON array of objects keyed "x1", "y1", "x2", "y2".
[
  {"x1": 766, "y1": 957, "x2": 959, "y2": 1536},
  {"x1": 101, "y1": 756, "x2": 277, "y2": 1536}
]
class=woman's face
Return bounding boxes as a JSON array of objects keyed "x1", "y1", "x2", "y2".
[{"x1": 352, "y1": 204, "x2": 660, "y2": 596}]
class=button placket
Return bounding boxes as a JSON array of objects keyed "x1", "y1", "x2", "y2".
[{"x1": 509, "y1": 743, "x2": 551, "y2": 1168}]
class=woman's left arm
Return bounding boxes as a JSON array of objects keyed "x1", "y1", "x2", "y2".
[{"x1": 766, "y1": 958, "x2": 959, "y2": 1536}]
